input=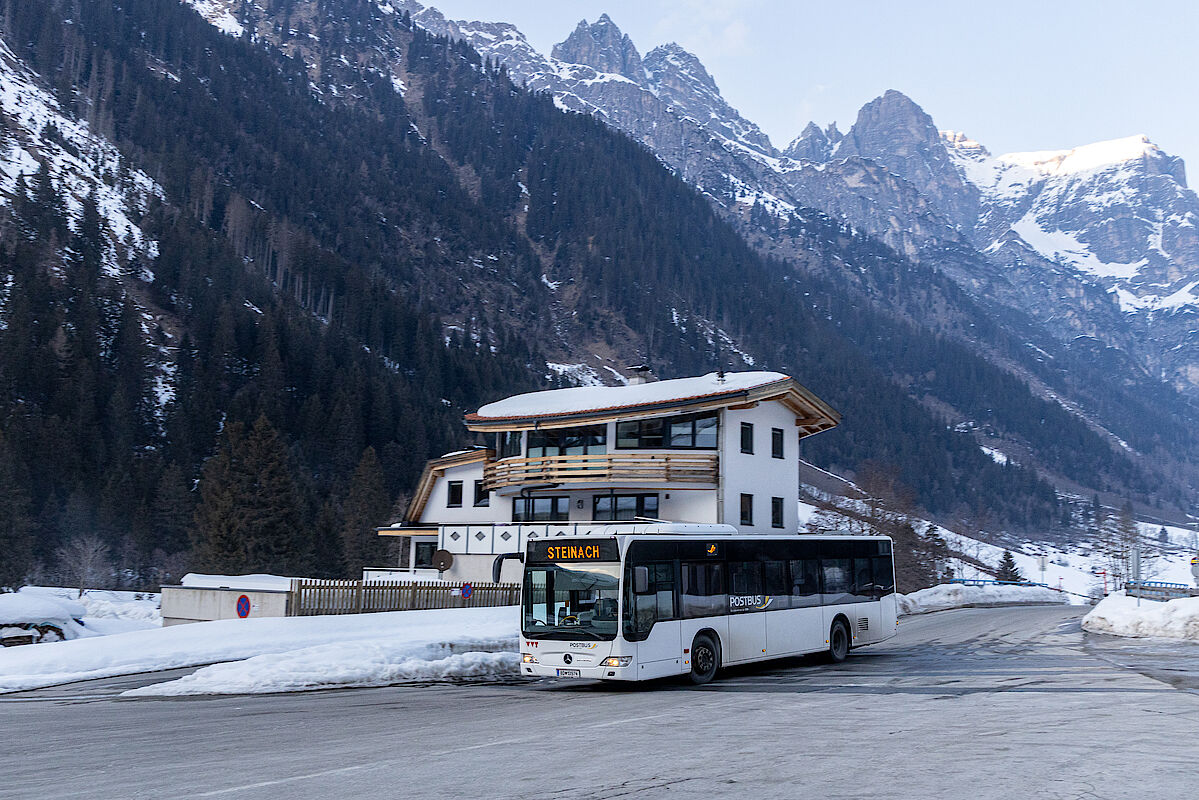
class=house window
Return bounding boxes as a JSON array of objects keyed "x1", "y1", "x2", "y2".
[
  {"x1": 414, "y1": 542, "x2": 436, "y2": 569},
  {"x1": 616, "y1": 412, "x2": 717, "y2": 450},
  {"x1": 446, "y1": 481, "x2": 463, "y2": 508},
  {"x1": 526, "y1": 425, "x2": 606, "y2": 457},
  {"x1": 740, "y1": 493, "x2": 754, "y2": 526},
  {"x1": 771, "y1": 428, "x2": 784, "y2": 459},
  {"x1": 473, "y1": 480, "x2": 489, "y2": 507},
  {"x1": 740, "y1": 422, "x2": 754, "y2": 454},
  {"x1": 512, "y1": 496, "x2": 570, "y2": 522},
  {"x1": 771, "y1": 497, "x2": 784, "y2": 528},
  {"x1": 499, "y1": 431, "x2": 522, "y2": 458},
  {"x1": 593, "y1": 494, "x2": 659, "y2": 521}
]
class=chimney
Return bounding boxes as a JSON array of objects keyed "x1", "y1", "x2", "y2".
[{"x1": 626, "y1": 364, "x2": 654, "y2": 386}]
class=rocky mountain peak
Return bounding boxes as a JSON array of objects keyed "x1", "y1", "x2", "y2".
[
  {"x1": 837, "y1": 89, "x2": 978, "y2": 227},
  {"x1": 784, "y1": 121, "x2": 833, "y2": 162},
  {"x1": 843, "y1": 89, "x2": 942, "y2": 157},
  {"x1": 552, "y1": 14, "x2": 643, "y2": 80},
  {"x1": 644, "y1": 42, "x2": 718, "y2": 94}
]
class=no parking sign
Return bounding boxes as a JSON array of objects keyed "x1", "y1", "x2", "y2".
[
  {"x1": 461, "y1": 583, "x2": 473, "y2": 600},
  {"x1": 236, "y1": 594, "x2": 251, "y2": 618}
]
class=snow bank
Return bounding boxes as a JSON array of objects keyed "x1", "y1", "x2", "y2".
[
  {"x1": 180, "y1": 573, "x2": 297, "y2": 591},
  {"x1": 1082, "y1": 591, "x2": 1199, "y2": 641},
  {"x1": 125, "y1": 638, "x2": 518, "y2": 696},
  {"x1": 20, "y1": 587, "x2": 160, "y2": 625},
  {"x1": 899, "y1": 583, "x2": 1069, "y2": 615},
  {"x1": 0, "y1": 593, "x2": 88, "y2": 644},
  {"x1": 0, "y1": 605, "x2": 517, "y2": 693}
]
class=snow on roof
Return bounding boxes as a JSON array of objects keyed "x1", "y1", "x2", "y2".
[
  {"x1": 471, "y1": 371, "x2": 791, "y2": 421},
  {"x1": 181, "y1": 573, "x2": 298, "y2": 591}
]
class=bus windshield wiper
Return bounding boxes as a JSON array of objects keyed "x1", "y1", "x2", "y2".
[{"x1": 561, "y1": 629, "x2": 605, "y2": 640}]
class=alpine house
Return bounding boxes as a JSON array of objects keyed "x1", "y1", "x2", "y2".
[{"x1": 377, "y1": 371, "x2": 840, "y2": 583}]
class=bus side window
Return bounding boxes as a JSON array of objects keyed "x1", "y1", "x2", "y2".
[
  {"x1": 872, "y1": 555, "x2": 895, "y2": 597},
  {"x1": 788, "y1": 559, "x2": 820, "y2": 608},
  {"x1": 631, "y1": 562, "x2": 675, "y2": 635},
  {"x1": 822, "y1": 558, "x2": 851, "y2": 605},
  {"x1": 681, "y1": 561, "x2": 726, "y2": 618},
  {"x1": 763, "y1": 560, "x2": 790, "y2": 610},
  {"x1": 852, "y1": 557, "x2": 873, "y2": 602}
]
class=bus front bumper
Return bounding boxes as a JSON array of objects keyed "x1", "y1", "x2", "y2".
[{"x1": 521, "y1": 659, "x2": 637, "y2": 681}]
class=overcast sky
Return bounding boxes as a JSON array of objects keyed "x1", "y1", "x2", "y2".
[{"x1": 427, "y1": 0, "x2": 1199, "y2": 171}]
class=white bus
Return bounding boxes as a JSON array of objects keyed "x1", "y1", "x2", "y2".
[{"x1": 517, "y1": 524, "x2": 898, "y2": 684}]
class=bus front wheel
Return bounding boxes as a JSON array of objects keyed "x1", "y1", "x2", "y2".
[
  {"x1": 689, "y1": 633, "x2": 720, "y2": 685},
  {"x1": 827, "y1": 619, "x2": 850, "y2": 663}
]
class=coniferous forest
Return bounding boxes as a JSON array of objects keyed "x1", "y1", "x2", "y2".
[{"x1": 0, "y1": 0, "x2": 1178, "y2": 587}]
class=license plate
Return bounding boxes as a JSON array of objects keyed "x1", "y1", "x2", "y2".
[{"x1": 556, "y1": 668, "x2": 581, "y2": 678}]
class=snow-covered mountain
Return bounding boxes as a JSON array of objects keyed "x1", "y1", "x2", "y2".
[
  {"x1": 0, "y1": 38, "x2": 161, "y2": 275},
  {"x1": 172, "y1": 0, "x2": 1199, "y2": 516}
]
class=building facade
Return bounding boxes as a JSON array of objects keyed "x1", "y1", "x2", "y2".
[{"x1": 378, "y1": 371, "x2": 839, "y2": 583}]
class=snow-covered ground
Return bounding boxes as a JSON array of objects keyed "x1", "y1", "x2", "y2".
[
  {"x1": 0, "y1": 605, "x2": 517, "y2": 694},
  {"x1": 19, "y1": 587, "x2": 161, "y2": 634},
  {"x1": 1082, "y1": 591, "x2": 1199, "y2": 641},
  {"x1": 0, "y1": 587, "x2": 160, "y2": 642},
  {"x1": 898, "y1": 583, "x2": 1068, "y2": 615}
]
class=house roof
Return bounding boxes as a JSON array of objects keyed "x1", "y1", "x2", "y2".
[
  {"x1": 403, "y1": 448, "x2": 492, "y2": 523},
  {"x1": 464, "y1": 371, "x2": 840, "y2": 433}
]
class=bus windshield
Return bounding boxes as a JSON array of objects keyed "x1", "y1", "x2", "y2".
[{"x1": 522, "y1": 561, "x2": 621, "y2": 640}]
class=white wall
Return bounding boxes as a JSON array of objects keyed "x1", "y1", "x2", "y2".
[
  {"x1": 418, "y1": 461, "x2": 497, "y2": 524},
  {"x1": 720, "y1": 401, "x2": 800, "y2": 533}
]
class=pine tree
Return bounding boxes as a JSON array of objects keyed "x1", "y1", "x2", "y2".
[
  {"x1": 192, "y1": 422, "x2": 247, "y2": 572},
  {"x1": 0, "y1": 432, "x2": 36, "y2": 589},
  {"x1": 995, "y1": 550, "x2": 1023, "y2": 582},
  {"x1": 192, "y1": 417, "x2": 310, "y2": 574},
  {"x1": 151, "y1": 461, "x2": 194, "y2": 555},
  {"x1": 240, "y1": 415, "x2": 310, "y2": 574},
  {"x1": 340, "y1": 447, "x2": 392, "y2": 577}
]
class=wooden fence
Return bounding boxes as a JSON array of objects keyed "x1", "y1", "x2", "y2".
[{"x1": 287, "y1": 580, "x2": 520, "y2": 616}]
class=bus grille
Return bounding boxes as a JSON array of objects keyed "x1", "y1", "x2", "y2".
[{"x1": 857, "y1": 617, "x2": 869, "y2": 632}]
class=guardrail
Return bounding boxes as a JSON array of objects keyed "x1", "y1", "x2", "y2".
[
  {"x1": 947, "y1": 578, "x2": 1047, "y2": 588},
  {"x1": 288, "y1": 580, "x2": 519, "y2": 616},
  {"x1": 1125, "y1": 580, "x2": 1199, "y2": 603}
]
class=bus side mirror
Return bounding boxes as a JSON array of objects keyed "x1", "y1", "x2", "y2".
[{"x1": 632, "y1": 566, "x2": 650, "y2": 594}]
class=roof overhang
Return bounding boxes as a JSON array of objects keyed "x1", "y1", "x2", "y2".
[{"x1": 404, "y1": 448, "x2": 494, "y2": 523}]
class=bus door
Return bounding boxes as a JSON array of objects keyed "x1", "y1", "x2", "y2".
[
  {"x1": 773, "y1": 557, "x2": 823, "y2": 654},
  {"x1": 627, "y1": 562, "x2": 682, "y2": 677},
  {"x1": 726, "y1": 561, "x2": 767, "y2": 662}
]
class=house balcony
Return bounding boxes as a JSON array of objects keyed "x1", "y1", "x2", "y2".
[{"x1": 482, "y1": 452, "x2": 719, "y2": 492}]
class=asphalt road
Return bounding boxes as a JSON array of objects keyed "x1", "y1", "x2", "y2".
[{"x1": 3, "y1": 605, "x2": 1198, "y2": 800}]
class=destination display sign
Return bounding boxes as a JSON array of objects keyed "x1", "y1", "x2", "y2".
[{"x1": 528, "y1": 539, "x2": 619, "y2": 563}]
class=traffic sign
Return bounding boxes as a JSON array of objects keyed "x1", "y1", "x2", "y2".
[
  {"x1": 236, "y1": 594, "x2": 251, "y2": 618},
  {"x1": 461, "y1": 583, "x2": 473, "y2": 600}
]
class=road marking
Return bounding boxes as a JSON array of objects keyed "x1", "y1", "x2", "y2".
[{"x1": 195, "y1": 763, "x2": 387, "y2": 796}]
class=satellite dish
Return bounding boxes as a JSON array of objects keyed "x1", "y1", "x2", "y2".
[{"x1": 432, "y1": 549, "x2": 454, "y2": 572}]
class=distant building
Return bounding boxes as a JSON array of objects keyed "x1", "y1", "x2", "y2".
[{"x1": 377, "y1": 371, "x2": 839, "y2": 583}]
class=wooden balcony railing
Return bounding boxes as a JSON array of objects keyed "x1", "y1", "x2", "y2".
[{"x1": 483, "y1": 452, "x2": 718, "y2": 491}]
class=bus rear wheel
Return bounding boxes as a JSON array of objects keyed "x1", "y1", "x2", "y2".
[
  {"x1": 689, "y1": 634, "x2": 720, "y2": 685},
  {"x1": 827, "y1": 619, "x2": 850, "y2": 663}
]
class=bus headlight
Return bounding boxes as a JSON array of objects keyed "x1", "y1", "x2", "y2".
[
  {"x1": 522, "y1": 654, "x2": 539, "y2": 664},
  {"x1": 600, "y1": 656, "x2": 632, "y2": 667}
]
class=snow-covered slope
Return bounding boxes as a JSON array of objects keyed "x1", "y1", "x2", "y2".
[{"x1": 0, "y1": 38, "x2": 161, "y2": 275}]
